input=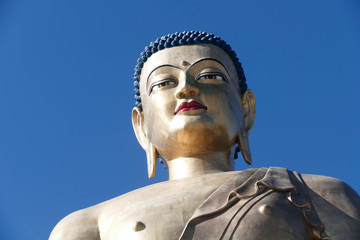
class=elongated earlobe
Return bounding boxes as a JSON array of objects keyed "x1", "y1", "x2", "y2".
[
  {"x1": 238, "y1": 90, "x2": 256, "y2": 165},
  {"x1": 237, "y1": 131, "x2": 252, "y2": 165},
  {"x1": 146, "y1": 143, "x2": 159, "y2": 178},
  {"x1": 132, "y1": 107, "x2": 159, "y2": 179}
]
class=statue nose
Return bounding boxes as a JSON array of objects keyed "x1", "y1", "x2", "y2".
[{"x1": 176, "y1": 83, "x2": 200, "y2": 99}]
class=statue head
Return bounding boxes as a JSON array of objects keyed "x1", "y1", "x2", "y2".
[{"x1": 131, "y1": 31, "x2": 256, "y2": 178}]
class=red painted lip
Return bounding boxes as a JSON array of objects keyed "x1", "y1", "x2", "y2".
[{"x1": 174, "y1": 101, "x2": 208, "y2": 115}]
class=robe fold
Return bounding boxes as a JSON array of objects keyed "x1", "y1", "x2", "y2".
[{"x1": 179, "y1": 167, "x2": 330, "y2": 240}]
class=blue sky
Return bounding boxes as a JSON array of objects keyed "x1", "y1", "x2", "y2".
[{"x1": 0, "y1": 1, "x2": 359, "y2": 239}]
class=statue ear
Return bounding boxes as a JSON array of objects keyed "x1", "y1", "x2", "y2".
[
  {"x1": 237, "y1": 90, "x2": 256, "y2": 165},
  {"x1": 131, "y1": 107, "x2": 158, "y2": 179}
]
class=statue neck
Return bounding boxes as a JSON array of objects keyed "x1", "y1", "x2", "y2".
[{"x1": 166, "y1": 152, "x2": 234, "y2": 180}]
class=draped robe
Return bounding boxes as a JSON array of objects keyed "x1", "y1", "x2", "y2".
[{"x1": 179, "y1": 167, "x2": 330, "y2": 240}]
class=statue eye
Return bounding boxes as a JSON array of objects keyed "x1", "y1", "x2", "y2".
[
  {"x1": 150, "y1": 80, "x2": 177, "y2": 93},
  {"x1": 197, "y1": 73, "x2": 227, "y2": 83}
]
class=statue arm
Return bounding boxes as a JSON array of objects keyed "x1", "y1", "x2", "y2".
[
  {"x1": 301, "y1": 174, "x2": 360, "y2": 239},
  {"x1": 49, "y1": 208, "x2": 100, "y2": 240}
]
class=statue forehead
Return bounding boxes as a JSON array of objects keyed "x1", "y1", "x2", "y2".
[{"x1": 139, "y1": 44, "x2": 238, "y2": 90}]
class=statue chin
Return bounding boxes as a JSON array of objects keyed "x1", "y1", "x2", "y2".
[{"x1": 150, "y1": 123, "x2": 234, "y2": 161}]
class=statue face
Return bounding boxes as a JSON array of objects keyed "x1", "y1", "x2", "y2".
[{"x1": 139, "y1": 44, "x2": 244, "y2": 160}]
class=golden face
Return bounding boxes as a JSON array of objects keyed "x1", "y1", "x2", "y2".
[{"x1": 139, "y1": 44, "x2": 244, "y2": 160}]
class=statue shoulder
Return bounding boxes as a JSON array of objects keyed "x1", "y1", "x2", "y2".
[
  {"x1": 300, "y1": 173, "x2": 360, "y2": 239},
  {"x1": 49, "y1": 206, "x2": 101, "y2": 240},
  {"x1": 301, "y1": 173, "x2": 360, "y2": 219}
]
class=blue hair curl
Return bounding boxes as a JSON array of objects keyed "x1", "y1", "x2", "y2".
[{"x1": 133, "y1": 31, "x2": 247, "y2": 109}]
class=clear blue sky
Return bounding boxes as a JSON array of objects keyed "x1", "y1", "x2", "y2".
[{"x1": 0, "y1": 1, "x2": 359, "y2": 239}]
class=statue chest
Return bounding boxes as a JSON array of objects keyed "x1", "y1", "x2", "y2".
[
  {"x1": 177, "y1": 167, "x2": 329, "y2": 240},
  {"x1": 97, "y1": 169, "x2": 328, "y2": 240},
  {"x1": 98, "y1": 190, "x2": 205, "y2": 240},
  {"x1": 229, "y1": 191, "x2": 314, "y2": 240},
  {"x1": 97, "y1": 191, "x2": 314, "y2": 240},
  {"x1": 181, "y1": 190, "x2": 315, "y2": 240},
  {"x1": 97, "y1": 172, "x2": 240, "y2": 240}
]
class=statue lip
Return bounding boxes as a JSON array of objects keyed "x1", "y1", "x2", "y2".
[{"x1": 174, "y1": 101, "x2": 208, "y2": 115}]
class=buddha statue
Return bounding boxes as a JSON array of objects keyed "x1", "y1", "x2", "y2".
[{"x1": 49, "y1": 31, "x2": 360, "y2": 240}]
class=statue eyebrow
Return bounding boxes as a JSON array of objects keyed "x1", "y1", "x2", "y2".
[
  {"x1": 189, "y1": 58, "x2": 230, "y2": 76},
  {"x1": 146, "y1": 64, "x2": 181, "y2": 87}
]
